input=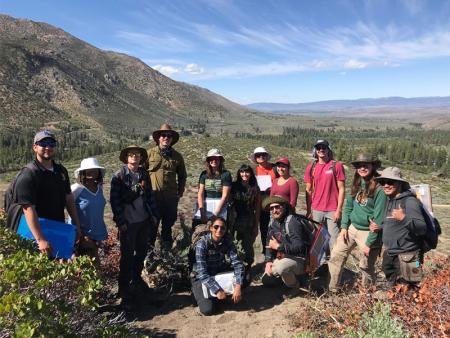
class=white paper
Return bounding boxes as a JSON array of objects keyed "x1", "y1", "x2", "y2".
[
  {"x1": 194, "y1": 198, "x2": 228, "y2": 220},
  {"x1": 201, "y1": 272, "x2": 235, "y2": 298},
  {"x1": 410, "y1": 184, "x2": 433, "y2": 215},
  {"x1": 256, "y1": 175, "x2": 272, "y2": 191}
]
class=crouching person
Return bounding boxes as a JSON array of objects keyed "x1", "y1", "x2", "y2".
[
  {"x1": 262, "y1": 195, "x2": 307, "y2": 292},
  {"x1": 110, "y1": 145, "x2": 159, "y2": 309},
  {"x1": 373, "y1": 167, "x2": 426, "y2": 287},
  {"x1": 191, "y1": 217, "x2": 244, "y2": 316}
]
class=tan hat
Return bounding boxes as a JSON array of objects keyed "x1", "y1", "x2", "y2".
[
  {"x1": 351, "y1": 153, "x2": 381, "y2": 169},
  {"x1": 206, "y1": 148, "x2": 225, "y2": 161},
  {"x1": 375, "y1": 167, "x2": 409, "y2": 183},
  {"x1": 119, "y1": 145, "x2": 148, "y2": 164},
  {"x1": 262, "y1": 195, "x2": 289, "y2": 211},
  {"x1": 249, "y1": 146, "x2": 272, "y2": 163},
  {"x1": 152, "y1": 124, "x2": 180, "y2": 145}
]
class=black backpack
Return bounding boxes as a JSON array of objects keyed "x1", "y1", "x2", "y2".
[
  {"x1": 3, "y1": 162, "x2": 41, "y2": 232},
  {"x1": 419, "y1": 202, "x2": 441, "y2": 252}
]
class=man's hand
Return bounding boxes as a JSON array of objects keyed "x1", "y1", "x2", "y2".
[
  {"x1": 306, "y1": 210, "x2": 312, "y2": 219},
  {"x1": 37, "y1": 238, "x2": 52, "y2": 255},
  {"x1": 333, "y1": 209, "x2": 342, "y2": 223},
  {"x1": 216, "y1": 290, "x2": 227, "y2": 300},
  {"x1": 265, "y1": 261, "x2": 273, "y2": 276},
  {"x1": 268, "y1": 236, "x2": 280, "y2": 250},
  {"x1": 232, "y1": 284, "x2": 242, "y2": 304},
  {"x1": 391, "y1": 206, "x2": 406, "y2": 221},
  {"x1": 340, "y1": 228, "x2": 349, "y2": 243}
]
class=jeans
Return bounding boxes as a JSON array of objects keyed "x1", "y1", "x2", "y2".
[
  {"x1": 155, "y1": 194, "x2": 179, "y2": 245},
  {"x1": 191, "y1": 278, "x2": 218, "y2": 316}
]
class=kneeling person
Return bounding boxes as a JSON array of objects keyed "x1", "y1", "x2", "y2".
[
  {"x1": 262, "y1": 196, "x2": 307, "y2": 289},
  {"x1": 191, "y1": 217, "x2": 244, "y2": 316}
]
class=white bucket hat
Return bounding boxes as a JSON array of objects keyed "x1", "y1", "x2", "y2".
[
  {"x1": 205, "y1": 148, "x2": 225, "y2": 160},
  {"x1": 74, "y1": 157, "x2": 106, "y2": 178},
  {"x1": 250, "y1": 146, "x2": 271, "y2": 163}
]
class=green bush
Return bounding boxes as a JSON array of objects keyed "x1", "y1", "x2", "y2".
[
  {"x1": 0, "y1": 224, "x2": 132, "y2": 337},
  {"x1": 346, "y1": 302, "x2": 408, "y2": 338}
]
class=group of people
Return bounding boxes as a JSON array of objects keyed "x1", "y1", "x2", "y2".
[{"x1": 8, "y1": 126, "x2": 430, "y2": 315}]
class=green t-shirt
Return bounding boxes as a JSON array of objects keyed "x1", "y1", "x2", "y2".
[{"x1": 199, "y1": 170, "x2": 232, "y2": 199}]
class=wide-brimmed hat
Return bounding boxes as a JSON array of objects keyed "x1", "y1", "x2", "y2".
[
  {"x1": 314, "y1": 139, "x2": 330, "y2": 148},
  {"x1": 74, "y1": 157, "x2": 106, "y2": 178},
  {"x1": 262, "y1": 195, "x2": 289, "y2": 211},
  {"x1": 250, "y1": 146, "x2": 272, "y2": 163},
  {"x1": 351, "y1": 153, "x2": 381, "y2": 169},
  {"x1": 205, "y1": 148, "x2": 225, "y2": 161},
  {"x1": 34, "y1": 130, "x2": 56, "y2": 144},
  {"x1": 275, "y1": 157, "x2": 290, "y2": 168},
  {"x1": 152, "y1": 124, "x2": 180, "y2": 145},
  {"x1": 375, "y1": 167, "x2": 409, "y2": 183},
  {"x1": 119, "y1": 145, "x2": 148, "y2": 164}
]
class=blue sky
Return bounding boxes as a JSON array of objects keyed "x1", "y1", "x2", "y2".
[{"x1": 1, "y1": 0, "x2": 450, "y2": 104}]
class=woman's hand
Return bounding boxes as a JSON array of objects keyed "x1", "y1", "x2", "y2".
[
  {"x1": 216, "y1": 290, "x2": 227, "y2": 300},
  {"x1": 268, "y1": 236, "x2": 280, "y2": 250},
  {"x1": 369, "y1": 219, "x2": 379, "y2": 232},
  {"x1": 362, "y1": 245, "x2": 370, "y2": 257},
  {"x1": 340, "y1": 228, "x2": 348, "y2": 242},
  {"x1": 232, "y1": 284, "x2": 242, "y2": 303},
  {"x1": 391, "y1": 206, "x2": 406, "y2": 221}
]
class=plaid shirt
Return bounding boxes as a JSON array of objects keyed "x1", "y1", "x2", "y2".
[
  {"x1": 110, "y1": 164, "x2": 159, "y2": 226},
  {"x1": 194, "y1": 233, "x2": 244, "y2": 294}
]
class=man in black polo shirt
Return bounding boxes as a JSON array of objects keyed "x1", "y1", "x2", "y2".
[{"x1": 15, "y1": 130, "x2": 81, "y2": 254}]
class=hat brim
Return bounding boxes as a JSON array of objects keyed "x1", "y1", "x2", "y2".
[
  {"x1": 351, "y1": 160, "x2": 381, "y2": 169},
  {"x1": 119, "y1": 146, "x2": 148, "y2": 164},
  {"x1": 262, "y1": 195, "x2": 289, "y2": 211},
  {"x1": 152, "y1": 130, "x2": 179, "y2": 145},
  {"x1": 375, "y1": 174, "x2": 409, "y2": 183},
  {"x1": 74, "y1": 166, "x2": 106, "y2": 178}
]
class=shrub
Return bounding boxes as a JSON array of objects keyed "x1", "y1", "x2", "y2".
[{"x1": 0, "y1": 214, "x2": 133, "y2": 337}]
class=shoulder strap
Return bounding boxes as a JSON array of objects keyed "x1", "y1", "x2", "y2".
[
  {"x1": 284, "y1": 214, "x2": 293, "y2": 236},
  {"x1": 309, "y1": 160, "x2": 317, "y2": 193}
]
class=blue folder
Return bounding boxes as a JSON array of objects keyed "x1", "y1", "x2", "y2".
[{"x1": 17, "y1": 215, "x2": 76, "y2": 259}]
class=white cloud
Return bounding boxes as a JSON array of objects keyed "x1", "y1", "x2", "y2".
[
  {"x1": 116, "y1": 31, "x2": 192, "y2": 52},
  {"x1": 344, "y1": 59, "x2": 368, "y2": 69},
  {"x1": 152, "y1": 65, "x2": 180, "y2": 75},
  {"x1": 152, "y1": 63, "x2": 205, "y2": 76},
  {"x1": 184, "y1": 63, "x2": 204, "y2": 74}
]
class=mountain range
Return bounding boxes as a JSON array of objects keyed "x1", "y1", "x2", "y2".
[{"x1": 0, "y1": 14, "x2": 264, "y2": 139}]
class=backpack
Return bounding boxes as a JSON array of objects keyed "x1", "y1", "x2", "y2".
[
  {"x1": 3, "y1": 162, "x2": 41, "y2": 232},
  {"x1": 191, "y1": 223, "x2": 211, "y2": 250},
  {"x1": 418, "y1": 202, "x2": 441, "y2": 252}
]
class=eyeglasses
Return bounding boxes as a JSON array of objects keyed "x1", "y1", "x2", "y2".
[
  {"x1": 128, "y1": 152, "x2": 141, "y2": 157},
  {"x1": 160, "y1": 133, "x2": 173, "y2": 138},
  {"x1": 212, "y1": 224, "x2": 226, "y2": 231},
  {"x1": 36, "y1": 140, "x2": 57, "y2": 148},
  {"x1": 255, "y1": 153, "x2": 267, "y2": 158},
  {"x1": 379, "y1": 179, "x2": 396, "y2": 186},
  {"x1": 355, "y1": 163, "x2": 370, "y2": 169},
  {"x1": 269, "y1": 204, "x2": 282, "y2": 211},
  {"x1": 315, "y1": 145, "x2": 328, "y2": 151}
]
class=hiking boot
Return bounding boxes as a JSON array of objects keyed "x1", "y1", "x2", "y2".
[{"x1": 282, "y1": 288, "x2": 303, "y2": 300}]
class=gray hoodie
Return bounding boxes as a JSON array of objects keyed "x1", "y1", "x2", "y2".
[{"x1": 380, "y1": 190, "x2": 426, "y2": 256}]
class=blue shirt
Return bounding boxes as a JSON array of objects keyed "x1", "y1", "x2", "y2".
[{"x1": 70, "y1": 183, "x2": 108, "y2": 241}]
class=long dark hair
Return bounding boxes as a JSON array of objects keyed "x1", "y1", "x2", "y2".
[
  {"x1": 205, "y1": 157, "x2": 225, "y2": 178},
  {"x1": 350, "y1": 166, "x2": 380, "y2": 199},
  {"x1": 233, "y1": 164, "x2": 259, "y2": 207}
]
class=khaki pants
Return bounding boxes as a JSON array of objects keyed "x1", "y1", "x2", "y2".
[
  {"x1": 328, "y1": 224, "x2": 380, "y2": 289},
  {"x1": 272, "y1": 255, "x2": 305, "y2": 288}
]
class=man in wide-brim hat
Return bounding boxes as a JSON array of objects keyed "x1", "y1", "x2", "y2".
[
  {"x1": 261, "y1": 195, "x2": 307, "y2": 294},
  {"x1": 110, "y1": 143, "x2": 159, "y2": 309},
  {"x1": 147, "y1": 123, "x2": 187, "y2": 252}
]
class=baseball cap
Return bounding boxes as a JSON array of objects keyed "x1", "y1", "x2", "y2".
[{"x1": 34, "y1": 130, "x2": 56, "y2": 144}]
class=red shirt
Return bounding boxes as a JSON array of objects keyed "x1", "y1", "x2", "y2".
[
  {"x1": 303, "y1": 160, "x2": 345, "y2": 211},
  {"x1": 270, "y1": 176, "x2": 299, "y2": 210},
  {"x1": 255, "y1": 164, "x2": 277, "y2": 182}
]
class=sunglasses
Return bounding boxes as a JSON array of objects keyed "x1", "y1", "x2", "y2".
[
  {"x1": 160, "y1": 133, "x2": 173, "y2": 138},
  {"x1": 379, "y1": 179, "x2": 396, "y2": 186},
  {"x1": 208, "y1": 157, "x2": 221, "y2": 161},
  {"x1": 36, "y1": 140, "x2": 57, "y2": 148},
  {"x1": 315, "y1": 145, "x2": 328, "y2": 150},
  {"x1": 354, "y1": 163, "x2": 371, "y2": 169},
  {"x1": 255, "y1": 153, "x2": 267, "y2": 157},
  {"x1": 128, "y1": 152, "x2": 141, "y2": 157},
  {"x1": 276, "y1": 163, "x2": 288, "y2": 168},
  {"x1": 269, "y1": 204, "x2": 282, "y2": 211},
  {"x1": 212, "y1": 224, "x2": 226, "y2": 231}
]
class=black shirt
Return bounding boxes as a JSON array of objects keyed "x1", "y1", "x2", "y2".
[{"x1": 15, "y1": 160, "x2": 71, "y2": 222}]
